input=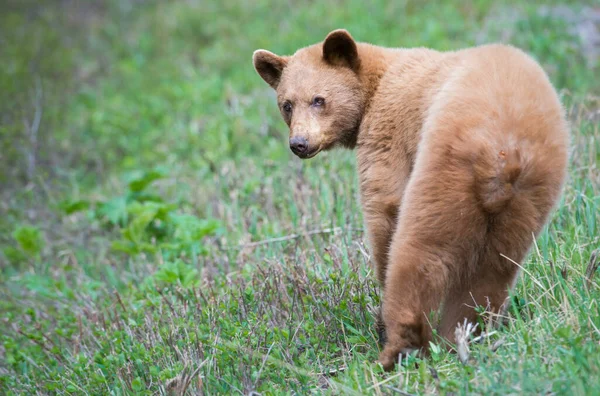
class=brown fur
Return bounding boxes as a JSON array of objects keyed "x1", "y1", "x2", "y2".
[{"x1": 253, "y1": 30, "x2": 569, "y2": 370}]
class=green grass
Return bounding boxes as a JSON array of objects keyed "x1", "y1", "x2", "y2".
[{"x1": 1, "y1": 0, "x2": 599, "y2": 394}]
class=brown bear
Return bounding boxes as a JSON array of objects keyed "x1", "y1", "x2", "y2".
[{"x1": 252, "y1": 29, "x2": 569, "y2": 370}]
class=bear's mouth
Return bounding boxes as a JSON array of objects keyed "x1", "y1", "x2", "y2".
[{"x1": 296, "y1": 146, "x2": 321, "y2": 159}]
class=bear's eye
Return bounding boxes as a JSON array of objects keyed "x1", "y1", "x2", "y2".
[
  {"x1": 312, "y1": 96, "x2": 325, "y2": 107},
  {"x1": 282, "y1": 101, "x2": 292, "y2": 113}
]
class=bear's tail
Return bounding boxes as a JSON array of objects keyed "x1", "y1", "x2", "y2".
[{"x1": 473, "y1": 145, "x2": 524, "y2": 215}]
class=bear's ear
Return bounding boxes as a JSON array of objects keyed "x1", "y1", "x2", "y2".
[
  {"x1": 323, "y1": 29, "x2": 359, "y2": 70},
  {"x1": 253, "y1": 50, "x2": 288, "y2": 89}
]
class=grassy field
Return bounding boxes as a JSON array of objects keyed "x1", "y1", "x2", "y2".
[{"x1": 1, "y1": 0, "x2": 599, "y2": 394}]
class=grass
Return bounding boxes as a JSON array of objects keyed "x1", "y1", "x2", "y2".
[{"x1": 1, "y1": 0, "x2": 599, "y2": 394}]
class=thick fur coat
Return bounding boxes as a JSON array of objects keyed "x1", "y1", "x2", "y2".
[{"x1": 253, "y1": 29, "x2": 569, "y2": 370}]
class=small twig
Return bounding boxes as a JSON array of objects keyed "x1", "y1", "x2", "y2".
[
  {"x1": 585, "y1": 249, "x2": 599, "y2": 289},
  {"x1": 22, "y1": 75, "x2": 43, "y2": 181},
  {"x1": 156, "y1": 287, "x2": 177, "y2": 314},
  {"x1": 15, "y1": 328, "x2": 64, "y2": 363},
  {"x1": 490, "y1": 338, "x2": 506, "y2": 352},
  {"x1": 254, "y1": 342, "x2": 275, "y2": 388},
  {"x1": 228, "y1": 227, "x2": 360, "y2": 250},
  {"x1": 114, "y1": 291, "x2": 128, "y2": 313}
]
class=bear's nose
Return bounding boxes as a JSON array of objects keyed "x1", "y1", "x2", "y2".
[{"x1": 289, "y1": 136, "x2": 309, "y2": 155}]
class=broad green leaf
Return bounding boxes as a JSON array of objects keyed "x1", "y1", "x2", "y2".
[{"x1": 127, "y1": 168, "x2": 167, "y2": 192}]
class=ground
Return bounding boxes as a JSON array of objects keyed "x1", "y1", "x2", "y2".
[{"x1": 0, "y1": 0, "x2": 599, "y2": 394}]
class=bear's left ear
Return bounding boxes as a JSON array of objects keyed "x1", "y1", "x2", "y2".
[{"x1": 323, "y1": 29, "x2": 359, "y2": 70}]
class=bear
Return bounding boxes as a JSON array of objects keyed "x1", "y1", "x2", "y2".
[{"x1": 252, "y1": 29, "x2": 569, "y2": 371}]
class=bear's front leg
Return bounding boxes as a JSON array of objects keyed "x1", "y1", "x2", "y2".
[
  {"x1": 358, "y1": 157, "x2": 411, "y2": 347},
  {"x1": 359, "y1": 174, "x2": 410, "y2": 284},
  {"x1": 363, "y1": 204, "x2": 398, "y2": 284},
  {"x1": 378, "y1": 241, "x2": 450, "y2": 371},
  {"x1": 362, "y1": 203, "x2": 399, "y2": 347}
]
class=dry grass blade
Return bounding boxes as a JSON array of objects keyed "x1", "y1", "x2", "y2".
[
  {"x1": 164, "y1": 360, "x2": 207, "y2": 396},
  {"x1": 384, "y1": 385, "x2": 417, "y2": 395},
  {"x1": 454, "y1": 319, "x2": 479, "y2": 364},
  {"x1": 585, "y1": 249, "x2": 600, "y2": 289},
  {"x1": 227, "y1": 227, "x2": 344, "y2": 249}
]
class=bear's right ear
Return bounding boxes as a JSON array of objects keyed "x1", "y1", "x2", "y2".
[{"x1": 253, "y1": 50, "x2": 288, "y2": 90}]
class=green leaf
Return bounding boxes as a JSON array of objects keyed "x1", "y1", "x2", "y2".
[
  {"x1": 555, "y1": 326, "x2": 572, "y2": 340},
  {"x1": 154, "y1": 263, "x2": 179, "y2": 285},
  {"x1": 2, "y1": 245, "x2": 26, "y2": 264},
  {"x1": 96, "y1": 196, "x2": 128, "y2": 226},
  {"x1": 171, "y1": 214, "x2": 221, "y2": 242},
  {"x1": 111, "y1": 240, "x2": 139, "y2": 255},
  {"x1": 59, "y1": 199, "x2": 90, "y2": 214},
  {"x1": 122, "y1": 202, "x2": 161, "y2": 244},
  {"x1": 151, "y1": 260, "x2": 199, "y2": 289},
  {"x1": 127, "y1": 168, "x2": 167, "y2": 192},
  {"x1": 131, "y1": 377, "x2": 143, "y2": 392},
  {"x1": 13, "y1": 225, "x2": 44, "y2": 256},
  {"x1": 429, "y1": 341, "x2": 441, "y2": 355}
]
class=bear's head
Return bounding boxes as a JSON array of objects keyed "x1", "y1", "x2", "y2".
[{"x1": 253, "y1": 29, "x2": 365, "y2": 159}]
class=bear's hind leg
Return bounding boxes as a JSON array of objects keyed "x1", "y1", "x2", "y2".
[{"x1": 377, "y1": 135, "x2": 489, "y2": 370}]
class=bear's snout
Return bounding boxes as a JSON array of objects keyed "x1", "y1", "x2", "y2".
[{"x1": 289, "y1": 136, "x2": 309, "y2": 157}]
